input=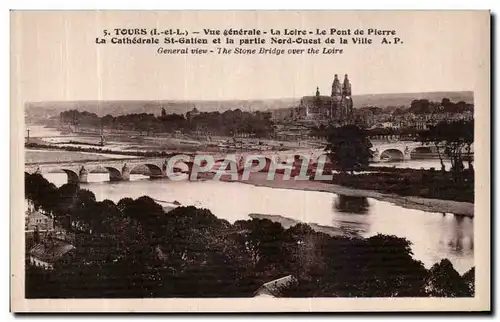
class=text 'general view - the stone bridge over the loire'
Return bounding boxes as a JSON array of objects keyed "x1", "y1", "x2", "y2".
[{"x1": 24, "y1": 141, "x2": 450, "y2": 184}]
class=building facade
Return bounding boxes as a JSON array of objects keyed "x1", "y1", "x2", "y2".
[
  {"x1": 28, "y1": 237, "x2": 75, "y2": 270},
  {"x1": 295, "y1": 74, "x2": 354, "y2": 123},
  {"x1": 25, "y1": 210, "x2": 54, "y2": 232}
]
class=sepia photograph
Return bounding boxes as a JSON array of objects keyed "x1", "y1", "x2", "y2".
[{"x1": 10, "y1": 10, "x2": 490, "y2": 312}]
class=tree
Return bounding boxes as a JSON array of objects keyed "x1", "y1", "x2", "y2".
[
  {"x1": 425, "y1": 259, "x2": 472, "y2": 297},
  {"x1": 392, "y1": 107, "x2": 407, "y2": 116},
  {"x1": 282, "y1": 233, "x2": 429, "y2": 297},
  {"x1": 325, "y1": 124, "x2": 373, "y2": 174},
  {"x1": 462, "y1": 267, "x2": 475, "y2": 296},
  {"x1": 358, "y1": 234, "x2": 428, "y2": 297},
  {"x1": 462, "y1": 120, "x2": 474, "y2": 172},
  {"x1": 233, "y1": 218, "x2": 288, "y2": 270},
  {"x1": 25, "y1": 173, "x2": 58, "y2": 214},
  {"x1": 55, "y1": 183, "x2": 80, "y2": 216},
  {"x1": 101, "y1": 114, "x2": 115, "y2": 128},
  {"x1": 409, "y1": 99, "x2": 438, "y2": 114},
  {"x1": 418, "y1": 127, "x2": 446, "y2": 172},
  {"x1": 56, "y1": 108, "x2": 277, "y2": 138},
  {"x1": 419, "y1": 120, "x2": 474, "y2": 179},
  {"x1": 117, "y1": 197, "x2": 134, "y2": 212},
  {"x1": 153, "y1": 207, "x2": 246, "y2": 297}
]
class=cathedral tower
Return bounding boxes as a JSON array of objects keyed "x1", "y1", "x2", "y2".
[
  {"x1": 331, "y1": 74, "x2": 342, "y2": 98},
  {"x1": 331, "y1": 74, "x2": 342, "y2": 119},
  {"x1": 342, "y1": 74, "x2": 352, "y2": 97},
  {"x1": 341, "y1": 74, "x2": 353, "y2": 119}
]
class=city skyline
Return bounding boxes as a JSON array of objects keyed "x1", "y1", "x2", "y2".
[{"x1": 23, "y1": 89, "x2": 474, "y2": 105}]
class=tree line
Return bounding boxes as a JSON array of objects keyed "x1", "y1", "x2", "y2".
[
  {"x1": 59, "y1": 108, "x2": 275, "y2": 137},
  {"x1": 318, "y1": 121, "x2": 473, "y2": 202},
  {"x1": 25, "y1": 173, "x2": 474, "y2": 298},
  {"x1": 419, "y1": 120, "x2": 474, "y2": 176},
  {"x1": 408, "y1": 98, "x2": 474, "y2": 115},
  {"x1": 323, "y1": 121, "x2": 473, "y2": 172}
]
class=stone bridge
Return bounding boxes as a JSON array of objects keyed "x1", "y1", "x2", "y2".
[
  {"x1": 370, "y1": 141, "x2": 430, "y2": 162},
  {"x1": 369, "y1": 141, "x2": 475, "y2": 163},
  {"x1": 24, "y1": 141, "x2": 457, "y2": 184},
  {"x1": 24, "y1": 149, "x2": 330, "y2": 184}
]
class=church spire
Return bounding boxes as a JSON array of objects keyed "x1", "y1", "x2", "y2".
[
  {"x1": 332, "y1": 74, "x2": 341, "y2": 97},
  {"x1": 343, "y1": 74, "x2": 351, "y2": 96}
]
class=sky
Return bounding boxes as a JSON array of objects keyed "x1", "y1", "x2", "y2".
[{"x1": 11, "y1": 11, "x2": 489, "y2": 102}]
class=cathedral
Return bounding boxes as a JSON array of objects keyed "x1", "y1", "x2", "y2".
[{"x1": 295, "y1": 74, "x2": 354, "y2": 123}]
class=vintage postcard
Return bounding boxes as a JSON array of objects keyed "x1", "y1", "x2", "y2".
[{"x1": 10, "y1": 10, "x2": 490, "y2": 312}]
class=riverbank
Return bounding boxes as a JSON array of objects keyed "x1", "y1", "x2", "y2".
[
  {"x1": 222, "y1": 172, "x2": 474, "y2": 217},
  {"x1": 248, "y1": 213, "x2": 360, "y2": 238}
]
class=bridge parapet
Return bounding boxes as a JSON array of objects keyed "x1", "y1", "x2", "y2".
[
  {"x1": 371, "y1": 142, "x2": 434, "y2": 162},
  {"x1": 25, "y1": 150, "x2": 333, "y2": 184},
  {"x1": 25, "y1": 157, "x2": 171, "y2": 183}
]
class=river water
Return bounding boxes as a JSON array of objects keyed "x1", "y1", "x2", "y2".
[
  {"x1": 27, "y1": 124, "x2": 475, "y2": 274},
  {"x1": 40, "y1": 172, "x2": 474, "y2": 274}
]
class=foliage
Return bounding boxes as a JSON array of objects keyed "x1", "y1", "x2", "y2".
[
  {"x1": 425, "y1": 259, "x2": 472, "y2": 297},
  {"x1": 24, "y1": 173, "x2": 58, "y2": 214},
  {"x1": 418, "y1": 120, "x2": 474, "y2": 178},
  {"x1": 324, "y1": 124, "x2": 373, "y2": 173},
  {"x1": 409, "y1": 99, "x2": 473, "y2": 115},
  {"x1": 25, "y1": 174, "x2": 474, "y2": 298},
  {"x1": 327, "y1": 170, "x2": 474, "y2": 203},
  {"x1": 462, "y1": 267, "x2": 475, "y2": 296},
  {"x1": 60, "y1": 108, "x2": 275, "y2": 138}
]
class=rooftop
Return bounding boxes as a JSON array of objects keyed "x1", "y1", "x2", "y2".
[
  {"x1": 255, "y1": 275, "x2": 297, "y2": 297},
  {"x1": 26, "y1": 210, "x2": 51, "y2": 220},
  {"x1": 29, "y1": 239, "x2": 75, "y2": 263}
]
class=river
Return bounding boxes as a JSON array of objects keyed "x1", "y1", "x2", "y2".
[
  {"x1": 40, "y1": 172, "x2": 474, "y2": 274},
  {"x1": 26, "y1": 124, "x2": 474, "y2": 274},
  {"x1": 27, "y1": 124, "x2": 66, "y2": 138},
  {"x1": 27, "y1": 124, "x2": 461, "y2": 170}
]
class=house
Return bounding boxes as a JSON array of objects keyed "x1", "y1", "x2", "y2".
[
  {"x1": 254, "y1": 275, "x2": 298, "y2": 297},
  {"x1": 25, "y1": 210, "x2": 54, "y2": 232},
  {"x1": 28, "y1": 238, "x2": 75, "y2": 270}
]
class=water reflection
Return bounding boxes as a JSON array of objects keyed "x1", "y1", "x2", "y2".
[
  {"x1": 334, "y1": 195, "x2": 370, "y2": 214},
  {"x1": 35, "y1": 172, "x2": 474, "y2": 274},
  {"x1": 331, "y1": 195, "x2": 371, "y2": 235},
  {"x1": 439, "y1": 214, "x2": 474, "y2": 256}
]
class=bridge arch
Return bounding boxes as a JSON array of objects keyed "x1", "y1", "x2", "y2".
[
  {"x1": 169, "y1": 160, "x2": 193, "y2": 173},
  {"x1": 104, "y1": 166, "x2": 123, "y2": 182},
  {"x1": 61, "y1": 169, "x2": 79, "y2": 184},
  {"x1": 379, "y1": 149, "x2": 405, "y2": 162},
  {"x1": 144, "y1": 164, "x2": 164, "y2": 177},
  {"x1": 130, "y1": 163, "x2": 164, "y2": 178}
]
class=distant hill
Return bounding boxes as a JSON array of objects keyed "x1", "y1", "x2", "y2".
[
  {"x1": 25, "y1": 91, "x2": 473, "y2": 119},
  {"x1": 25, "y1": 98, "x2": 299, "y2": 118}
]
